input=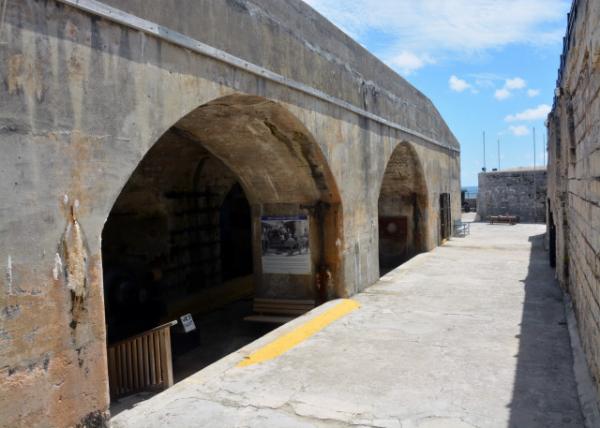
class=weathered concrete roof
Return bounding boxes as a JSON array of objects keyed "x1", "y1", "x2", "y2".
[{"x1": 98, "y1": 0, "x2": 460, "y2": 150}]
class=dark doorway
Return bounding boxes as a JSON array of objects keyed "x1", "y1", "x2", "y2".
[
  {"x1": 549, "y1": 211, "x2": 556, "y2": 268},
  {"x1": 378, "y1": 216, "x2": 408, "y2": 273},
  {"x1": 440, "y1": 193, "x2": 451, "y2": 241},
  {"x1": 378, "y1": 142, "x2": 429, "y2": 276},
  {"x1": 220, "y1": 183, "x2": 253, "y2": 281},
  {"x1": 102, "y1": 136, "x2": 270, "y2": 412}
]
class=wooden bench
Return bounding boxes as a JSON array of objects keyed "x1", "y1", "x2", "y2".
[
  {"x1": 488, "y1": 215, "x2": 518, "y2": 225},
  {"x1": 244, "y1": 298, "x2": 315, "y2": 324},
  {"x1": 107, "y1": 320, "x2": 177, "y2": 399},
  {"x1": 453, "y1": 219, "x2": 470, "y2": 237}
]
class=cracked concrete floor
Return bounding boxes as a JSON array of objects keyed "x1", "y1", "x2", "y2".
[{"x1": 111, "y1": 220, "x2": 584, "y2": 428}]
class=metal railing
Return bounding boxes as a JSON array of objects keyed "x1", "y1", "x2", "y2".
[{"x1": 553, "y1": 0, "x2": 580, "y2": 109}]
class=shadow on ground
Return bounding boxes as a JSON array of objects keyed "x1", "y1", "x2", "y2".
[{"x1": 508, "y1": 233, "x2": 584, "y2": 427}]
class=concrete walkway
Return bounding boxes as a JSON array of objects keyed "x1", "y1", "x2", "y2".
[{"x1": 112, "y1": 220, "x2": 584, "y2": 428}]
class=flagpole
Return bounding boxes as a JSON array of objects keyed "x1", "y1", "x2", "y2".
[
  {"x1": 483, "y1": 131, "x2": 486, "y2": 171},
  {"x1": 533, "y1": 127, "x2": 536, "y2": 169},
  {"x1": 497, "y1": 138, "x2": 501, "y2": 170},
  {"x1": 543, "y1": 133, "x2": 546, "y2": 166}
]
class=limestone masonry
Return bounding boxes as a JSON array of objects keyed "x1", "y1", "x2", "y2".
[
  {"x1": 547, "y1": 0, "x2": 600, "y2": 410},
  {"x1": 478, "y1": 168, "x2": 547, "y2": 223}
]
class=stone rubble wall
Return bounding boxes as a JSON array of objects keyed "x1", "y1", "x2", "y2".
[{"x1": 477, "y1": 169, "x2": 547, "y2": 223}]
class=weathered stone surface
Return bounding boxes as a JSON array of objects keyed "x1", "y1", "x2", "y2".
[
  {"x1": 478, "y1": 168, "x2": 547, "y2": 223},
  {"x1": 0, "y1": 1, "x2": 460, "y2": 426},
  {"x1": 547, "y1": 0, "x2": 600, "y2": 414}
]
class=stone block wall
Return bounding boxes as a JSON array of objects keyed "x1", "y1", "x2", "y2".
[
  {"x1": 477, "y1": 169, "x2": 547, "y2": 223},
  {"x1": 547, "y1": 0, "x2": 600, "y2": 407}
]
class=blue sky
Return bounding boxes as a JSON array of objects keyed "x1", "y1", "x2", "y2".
[{"x1": 303, "y1": 0, "x2": 571, "y2": 186}]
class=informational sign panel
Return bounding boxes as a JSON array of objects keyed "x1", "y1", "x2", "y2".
[
  {"x1": 180, "y1": 313, "x2": 196, "y2": 333},
  {"x1": 261, "y1": 215, "x2": 310, "y2": 274}
]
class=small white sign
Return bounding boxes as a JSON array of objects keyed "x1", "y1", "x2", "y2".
[{"x1": 180, "y1": 313, "x2": 196, "y2": 333}]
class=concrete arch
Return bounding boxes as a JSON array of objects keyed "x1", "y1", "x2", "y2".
[
  {"x1": 102, "y1": 93, "x2": 341, "y2": 216},
  {"x1": 100, "y1": 92, "x2": 344, "y2": 400},
  {"x1": 104, "y1": 93, "x2": 343, "y2": 286},
  {"x1": 377, "y1": 141, "x2": 430, "y2": 275},
  {"x1": 174, "y1": 94, "x2": 341, "y2": 205},
  {"x1": 0, "y1": 2, "x2": 463, "y2": 424}
]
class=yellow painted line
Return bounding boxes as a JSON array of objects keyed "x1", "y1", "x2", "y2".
[{"x1": 237, "y1": 299, "x2": 360, "y2": 367}]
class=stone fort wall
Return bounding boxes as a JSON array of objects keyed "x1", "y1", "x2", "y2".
[
  {"x1": 0, "y1": 1, "x2": 460, "y2": 426},
  {"x1": 477, "y1": 169, "x2": 547, "y2": 223},
  {"x1": 547, "y1": 0, "x2": 600, "y2": 407}
]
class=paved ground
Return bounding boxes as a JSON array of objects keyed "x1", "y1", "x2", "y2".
[
  {"x1": 110, "y1": 300, "x2": 275, "y2": 417},
  {"x1": 112, "y1": 219, "x2": 584, "y2": 427}
]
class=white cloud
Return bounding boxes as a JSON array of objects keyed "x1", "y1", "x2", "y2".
[
  {"x1": 505, "y1": 77, "x2": 527, "y2": 90},
  {"x1": 527, "y1": 88, "x2": 540, "y2": 97},
  {"x1": 470, "y1": 72, "x2": 504, "y2": 89},
  {"x1": 509, "y1": 125, "x2": 530, "y2": 136},
  {"x1": 493, "y1": 76, "x2": 528, "y2": 100},
  {"x1": 494, "y1": 88, "x2": 511, "y2": 100},
  {"x1": 304, "y1": 0, "x2": 569, "y2": 73},
  {"x1": 386, "y1": 51, "x2": 435, "y2": 75},
  {"x1": 449, "y1": 75, "x2": 471, "y2": 92},
  {"x1": 505, "y1": 104, "x2": 552, "y2": 121}
]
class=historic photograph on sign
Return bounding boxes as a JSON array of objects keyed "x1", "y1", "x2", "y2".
[{"x1": 261, "y1": 215, "x2": 310, "y2": 274}]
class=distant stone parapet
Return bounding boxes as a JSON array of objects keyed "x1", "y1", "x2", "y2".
[{"x1": 477, "y1": 168, "x2": 547, "y2": 223}]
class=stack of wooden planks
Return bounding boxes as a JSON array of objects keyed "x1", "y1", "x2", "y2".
[{"x1": 106, "y1": 320, "x2": 177, "y2": 399}]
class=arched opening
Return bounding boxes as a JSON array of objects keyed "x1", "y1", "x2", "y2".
[
  {"x1": 102, "y1": 94, "x2": 342, "y2": 409},
  {"x1": 378, "y1": 142, "x2": 429, "y2": 276}
]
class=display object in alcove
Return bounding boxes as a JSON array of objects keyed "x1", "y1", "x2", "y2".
[{"x1": 261, "y1": 215, "x2": 310, "y2": 274}]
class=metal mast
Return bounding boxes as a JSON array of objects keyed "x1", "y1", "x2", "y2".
[
  {"x1": 533, "y1": 127, "x2": 537, "y2": 169},
  {"x1": 483, "y1": 131, "x2": 486, "y2": 171},
  {"x1": 497, "y1": 138, "x2": 501, "y2": 170}
]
